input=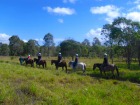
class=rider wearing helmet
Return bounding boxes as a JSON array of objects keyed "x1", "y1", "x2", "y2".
[
  {"x1": 102, "y1": 53, "x2": 109, "y2": 67},
  {"x1": 73, "y1": 54, "x2": 79, "y2": 69},
  {"x1": 38, "y1": 52, "x2": 42, "y2": 63},
  {"x1": 27, "y1": 55, "x2": 30, "y2": 61},
  {"x1": 58, "y1": 52, "x2": 62, "y2": 64}
]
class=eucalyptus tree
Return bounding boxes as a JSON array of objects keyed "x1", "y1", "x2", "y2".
[
  {"x1": 26, "y1": 39, "x2": 39, "y2": 56},
  {"x1": 101, "y1": 24, "x2": 115, "y2": 63},
  {"x1": 111, "y1": 17, "x2": 140, "y2": 68},
  {"x1": 91, "y1": 37, "x2": 102, "y2": 58},
  {"x1": 9, "y1": 35, "x2": 24, "y2": 56},
  {"x1": 0, "y1": 44, "x2": 9, "y2": 56},
  {"x1": 82, "y1": 39, "x2": 90, "y2": 57},
  {"x1": 60, "y1": 39, "x2": 81, "y2": 60},
  {"x1": 43, "y1": 33, "x2": 55, "y2": 57}
]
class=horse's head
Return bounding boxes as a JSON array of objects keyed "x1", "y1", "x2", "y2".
[
  {"x1": 93, "y1": 63, "x2": 102, "y2": 70},
  {"x1": 51, "y1": 60, "x2": 54, "y2": 65},
  {"x1": 34, "y1": 58, "x2": 37, "y2": 62},
  {"x1": 68, "y1": 61, "x2": 74, "y2": 67}
]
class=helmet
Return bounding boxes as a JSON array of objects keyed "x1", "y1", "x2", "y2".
[
  {"x1": 104, "y1": 53, "x2": 107, "y2": 56},
  {"x1": 59, "y1": 53, "x2": 61, "y2": 55},
  {"x1": 28, "y1": 55, "x2": 30, "y2": 56},
  {"x1": 76, "y1": 54, "x2": 78, "y2": 56}
]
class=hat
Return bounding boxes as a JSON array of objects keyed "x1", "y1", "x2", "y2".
[{"x1": 76, "y1": 54, "x2": 78, "y2": 56}]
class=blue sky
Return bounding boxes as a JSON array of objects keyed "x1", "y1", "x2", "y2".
[{"x1": 1, "y1": 0, "x2": 140, "y2": 45}]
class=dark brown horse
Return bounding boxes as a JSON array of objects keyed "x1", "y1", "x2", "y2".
[
  {"x1": 93, "y1": 63, "x2": 119, "y2": 77},
  {"x1": 34, "y1": 58, "x2": 46, "y2": 68},
  {"x1": 51, "y1": 60, "x2": 67, "y2": 72},
  {"x1": 24, "y1": 58, "x2": 34, "y2": 67}
]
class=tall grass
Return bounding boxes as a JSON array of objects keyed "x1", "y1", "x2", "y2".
[{"x1": 0, "y1": 56, "x2": 140, "y2": 104}]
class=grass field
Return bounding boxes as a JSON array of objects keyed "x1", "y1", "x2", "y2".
[{"x1": 0, "y1": 56, "x2": 140, "y2": 105}]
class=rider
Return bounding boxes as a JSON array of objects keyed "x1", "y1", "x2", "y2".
[
  {"x1": 73, "y1": 54, "x2": 79, "y2": 69},
  {"x1": 102, "y1": 53, "x2": 109, "y2": 68},
  {"x1": 38, "y1": 52, "x2": 42, "y2": 63},
  {"x1": 57, "y1": 52, "x2": 62, "y2": 64},
  {"x1": 27, "y1": 55, "x2": 30, "y2": 61}
]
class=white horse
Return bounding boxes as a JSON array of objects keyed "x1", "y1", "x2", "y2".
[{"x1": 68, "y1": 61, "x2": 86, "y2": 73}]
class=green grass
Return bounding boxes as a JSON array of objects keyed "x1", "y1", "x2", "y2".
[{"x1": 0, "y1": 56, "x2": 140, "y2": 105}]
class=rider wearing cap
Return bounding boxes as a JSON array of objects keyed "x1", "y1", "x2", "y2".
[
  {"x1": 38, "y1": 52, "x2": 42, "y2": 63},
  {"x1": 73, "y1": 54, "x2": 79, "y2": 69},
  {"x1": 102, "y1": 53, "x2": 109, "y2": 67},
  {"x1": 58, "y1": 53, "x2": 62, "y2": 64}
]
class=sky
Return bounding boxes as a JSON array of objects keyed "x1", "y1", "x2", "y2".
[{"x1": 1, "y1": 0, "x2": 140, "y2": 45}]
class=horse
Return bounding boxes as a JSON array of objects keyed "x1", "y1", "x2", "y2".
[
  {"x1": 19, "y1": 57, "x2": 25, "y2": 65},
  {"x1": 24, "y1": 58, "x2": 34, "y2": 67},
  {"x1": 34, "y1": 58, "x2": 46, "y2": 68},
  {"x1": 51, "y1": 60, "x2": 67, "y2": 72},
  {"x1": 93, "y1": 63, "x2": 119, "y2": 77},
  {"x1": 69, "y1": 61, "x2": 86, "y2": 73}
]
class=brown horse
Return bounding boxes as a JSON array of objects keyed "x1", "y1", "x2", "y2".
[
  {"x1": 24, "y1": 58, "x2": 34, "y2": 67},
  {"x1": 34, "y1": 58, "x2": 46, "y2": 68},
  {"x1": 51, "y1": 60, "x2": 67, "y2": 72},
  {"x1": 93, "y1": 63, "x2": 119, "y2": 77}
]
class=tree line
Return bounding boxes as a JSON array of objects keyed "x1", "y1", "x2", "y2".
[{"x1": 0, "y1": 17, "x2": 140, "y2": 68}]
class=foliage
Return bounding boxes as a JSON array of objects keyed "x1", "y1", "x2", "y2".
[
  {"x1": 0, "y1": 44, "x2": 9, "y2": 56},
  {"x1": 9, "y1": 35, "x2": 24, "y2": 56}
]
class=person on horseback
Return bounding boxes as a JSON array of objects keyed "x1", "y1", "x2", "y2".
[
  {"x1": 19, "y1": 56, "x2": 24, "y2": 65},
  {"x1": 57, "y1": 52, "x2": 62, "y2": 64},
  {"x1": 102, "y1": 53, "x2": 109, "y2": 68},
  {"x1": 73, "y1": 54, "x2": 79, "y2": 69},
  {"x1": 38, "y1": 52, "x2": 42, "y2": 64},
  {"x1": 27, "y1": 55, "x2": 31, "y2": 61}
]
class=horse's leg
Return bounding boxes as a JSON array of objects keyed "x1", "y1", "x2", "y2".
[
  {"x1": 112, "y1": 70, "x2": 115, "y2": 78},
  {"x1": 115, "y1": 66, "x2": 119, "y2": 77},
  {"x1": 65, "y1": 65, "x2": 67, "y2": 73}
]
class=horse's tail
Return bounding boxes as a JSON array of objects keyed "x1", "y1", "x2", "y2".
[
  {"x1": 84, "y1": 64, "x2": 86, "y2": 72},
  {"x1": 115, "y1": 65, "x2": 119, "y2": 77},
  {"x1": 65, "y1": 62, "x2": 67, "y2": 73},
  {"x1": 45, "y1": 61, "x2": 47, "y2": 68}
]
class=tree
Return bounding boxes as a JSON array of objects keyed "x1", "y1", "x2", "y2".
[
  {"x1": 82, "y1": 39, "x2": 90, "y2": 46},
  {"x1": 60, "y1": 39, "x2": 81, "y2": 60},
  {"x1": 111, "y1": 17, "x2": 140, "y2": 68},
  {"x1": 26, "y1": 39, "x2": 39, "y2": 56},
  {"x1": 9, "y1": 35, "x2": 24, "y2": 56},
  {"x1": 92, "y1": 37, "x2": 101, "y2": 46},
  {"x1": 43, "y1": 33, "x2": 55, "y2": 57},
  {"x1": 0, "y1": 44, "x2": 9, "y2": 56},
  {"x1": 81, "y1": 39, "x2": 90, "y2": 57},
  {"x1": 101, "y1": 24, "x2": 115, "y2": 63}
]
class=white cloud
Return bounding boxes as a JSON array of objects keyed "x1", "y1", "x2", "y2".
[
  {"x1": 90, "y1": 5, "x2": 120, "y2": 23},
  {"x1": 126, "y1": 12, "x2": 140, "y2": 22},
  {"x1": 43, "y1": 6, "x2": 75, "y2": 15},
  {"x1": 134, "y1": 0, "x2": 140, "y2": 4},
  {"x1": 86, "y1": 28, "x2": 105, "y2": 41},
  {"x1": 63, "y1": 0, "x2": 77, "y2": 3},
  {"x1": 58, "y1": 19, "x2": 64, "y2": 23},
  {"x1": 0, "y1": 33, "x2": 11, "y2": 44}
]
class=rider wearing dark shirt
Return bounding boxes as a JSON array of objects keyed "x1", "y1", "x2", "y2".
[
  {"x1": 58, "y1": 53, "x2": 62, "y2": 64},
  {"x1": 38, "y1": 52, "x2": 42, "y2": 63},
  {"x1": 103, "y1": 53, "x2": 109, "y2": 67},
  {"x1": 73, "y1": 54, "x2": 78, "y2": 68}
]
